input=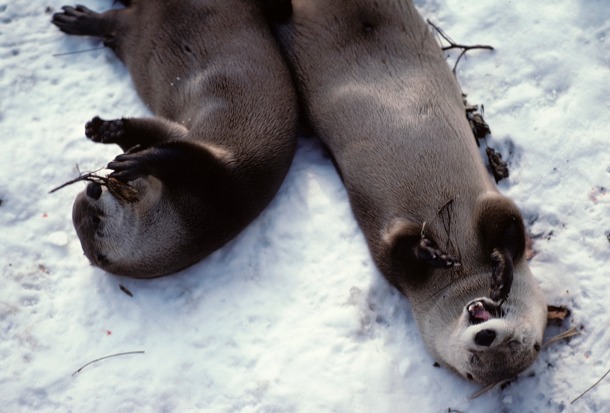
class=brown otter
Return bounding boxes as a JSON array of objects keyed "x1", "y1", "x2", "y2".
[
  {"x1": 272, "y1": 0, "x2": 547, "y2": 385},
  {"x1": 52, "y1": 0, "x2": 297, "y2": 278}
]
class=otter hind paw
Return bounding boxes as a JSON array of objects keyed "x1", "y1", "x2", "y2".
[
  {"x1": 52, "y1": 5, "x2": 107, "y2": 36},
  {"x1": 415, "y1": 238, "x2": 460, "y2": 269}
]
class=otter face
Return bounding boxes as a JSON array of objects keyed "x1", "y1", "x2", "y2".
[
  {"x1": 72, "y1": 179, "x2": 187, "y2": 278},
  {"x1": 438, "y1": 295, "x2": 546, "y2": 385}
]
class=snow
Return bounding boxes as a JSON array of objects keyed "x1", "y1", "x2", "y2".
[{"x1": 1, "y1": 0, "x2": 609, "y2": 411}]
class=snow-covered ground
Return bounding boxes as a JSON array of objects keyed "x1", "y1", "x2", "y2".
[{"x1": 1, "y1": 1, "x2": 608, "y2": 411}]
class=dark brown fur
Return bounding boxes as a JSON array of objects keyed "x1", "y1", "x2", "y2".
[{"x1": 53, "y1": 0, "x2": 297, "y2": 277}]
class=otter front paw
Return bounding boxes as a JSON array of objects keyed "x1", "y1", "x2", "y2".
[
  {"x1": 85, "y1": 116, "x2": 125, "y2": 144},
  {"x1": 107, "y1": 151, "x2": 151, "y2": 182},
  {"x1": 415, "y1": 238, "x2": 460, "y2": 268}
]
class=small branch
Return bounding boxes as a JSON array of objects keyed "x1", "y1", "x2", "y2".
[
  {"x1": 571, "y1": 367, "x2": 610, "y2": 405},
  {"x1": 542, "y1": 326, "x2": 580, "y2": 348},
  {"x1": 428, "y1": 19, "x2": 457, "y2": 46},
  {"x1": 427, "y1": 19, "x2": 494, "y2": 74},
  {"x1": 50, "y1": 167, "x2": 139, "y2": 203},
  {"x1": 72, "y1": 351, "x2": 145, "y2": 376},
  {"x1": 49, "y1": 167, "x2": 103, "y2": 194},
  {"x1": 469, "y1": 380, "x2": 509, "y2": 399},
  {"x1": 53, "y1": 46, "x2": 106, "y2": 57}
]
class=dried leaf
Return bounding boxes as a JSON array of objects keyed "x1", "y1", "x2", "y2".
[
  {"x1": 486, "y1": 147, "x2": 509, "y2": 183},
  {"x1": 547, "y1": 305, "x2": 570, "y2": 323},
  {"x1": 106, "y1": 177, "x2": 139, "y2": 203}
]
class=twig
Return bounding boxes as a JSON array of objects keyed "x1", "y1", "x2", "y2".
[
  {"x1": 53, "y1": 46, "x2": 106, "y2": 57},
  {"x1": 421, "y1": 198, "x2": 455, "y2": 238},
  {"x1": 49, "y1": 167, "x2": 103, "y2": 194},
  {"x1": 469, "y1": 380, "x2": 507, "y2": 399},
  {"x1": 542, "y1": 326, "x2": 580, "y2": 348},
  {"x1": 72, "y1": 351, "x2": 145, "y2": 376},
  {"x1": 427, "y1": 19, "x2": 494, "y2": 74},
  {"x1": 50, "y1": 168, "x2": 139, "y2": 203},
  {"x1": 571, "y1": 367, "x2": 610, "y2": 404},
  {"x1": 119, "y1": 284, "x2": 134, "y2": 297}
]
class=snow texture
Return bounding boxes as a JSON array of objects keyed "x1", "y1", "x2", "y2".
[{"x1": 1, "y1": 0, "x2": 609, "y2": 412}]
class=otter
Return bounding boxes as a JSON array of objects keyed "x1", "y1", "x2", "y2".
[
  {"x1": 52, "y1": 0, "x2": 297, "y2": 278},
  {"x1": 271, "y1": 0, "x2": 547, "y2": 385}
]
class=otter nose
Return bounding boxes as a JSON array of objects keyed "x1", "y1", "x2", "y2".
[
  {"x1": 86, "y1": 182, "x2": 102, "y2": 200},
  {"x1": 474, "y1": 329, "x2": 496, "y2": 347}
]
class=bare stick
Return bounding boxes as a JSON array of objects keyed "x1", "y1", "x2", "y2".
[
  {"x1": 469, "y1": 380, "x2": 508, "y2": 399},
  {"x1": 72, "y1": 351, "x2": 145, "y2": 376},
  {"x1": 427, "y1": 19, "x2": 494, "y2": 74},
  {"x1": 49, "y1": 168, "x2": 104, "y2": 194},
  {"x1": 571, "y1": 367, "x2": 610, "y2": 404},
  {"x1": 53, "y1": 46, "x2": 106, "y2": 57},
  {"x1": 50, "y1": 167, "x2": 139, "y2": 203},
  {"x1": 542, "y1": 326, "x2": 580, "y2": 348},
  {"x1": 119, "y1": 284, "x2": 134, "y2": 297}
]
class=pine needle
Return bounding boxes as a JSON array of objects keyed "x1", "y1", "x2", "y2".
[
  {"x1": 542, "y1": 326, "x2": 580, "y2": 348},
  {"x1": 571, "y1": 367, "x2": 610, "y2": 404},
  {"x1": 72, "y1": 351, "x2": 145, "y2": 376}
]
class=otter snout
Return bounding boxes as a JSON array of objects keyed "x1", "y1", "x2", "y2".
[
  {"x1": 72, "y1": 190, "x2": 105, "y2": 264},
  {"x1": 86, "y1": 181, "x2": 102, "y2": 200},
  {"x1": 474, "y1": 329, "x2": 496, "y2": 347}
]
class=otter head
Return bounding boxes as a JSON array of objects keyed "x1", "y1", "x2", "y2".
[
  {"x1": 72, "y1": 177, "x2": 188, "y2": 278},
  {"x1": 429, "y1": 266, "x2": 547, "y2": 385}
]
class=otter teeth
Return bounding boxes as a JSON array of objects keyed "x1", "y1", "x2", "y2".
[{"x1": 468, "y1": 301, "x2": 492, "y2": 325}]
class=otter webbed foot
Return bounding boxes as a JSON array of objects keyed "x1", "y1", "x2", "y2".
[
  {"x1": 475, "y1": 192, "x2": 526, "y2": 303},
  {"x1": 52, "y1": 5, "x2": 111, "y2": 38},
  {"x1": 384, "y1": 218, "x2": 460, "y2": 282},
  {"x1": 107, "y1": 150, "x2": 154, "y2": 182},
  {"x1": 415, "y1": 237, "x2": 460, "y2": 268},
  {"x1": 489, "y1": 248, "x2": 514, "y2": 302}
]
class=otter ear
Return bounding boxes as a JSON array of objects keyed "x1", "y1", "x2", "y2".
[{"x1": 475, "y1": 192, "x2": 526, "y2": 301}]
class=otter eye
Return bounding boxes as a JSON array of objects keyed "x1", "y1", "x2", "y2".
[
  {"x1": 96, "y1": 253, "x2": 110, "y2": 265},
  {"x1": 466, "y1": 373, "x2": 474, "y2": 381},
  {"x1": 534, "y1": 343, "x2": 541, "y2": 352},
  {"x1": 362, "y1": 22, "x2": 374, "y2": 33}
]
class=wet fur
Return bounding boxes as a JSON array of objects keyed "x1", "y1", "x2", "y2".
[
  {"x1": 272, "y1": 0, "x2": 546, "y2": 384},
  {"x1": 53, "y1": 0, "x2": 297, "y2": 277}
]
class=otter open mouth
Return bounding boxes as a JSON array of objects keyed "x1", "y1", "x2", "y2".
[{"x1": 467, "y1": 299, "x2": 505, "y2": 325}]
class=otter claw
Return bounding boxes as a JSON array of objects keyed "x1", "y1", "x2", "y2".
[
  {"x1": 489, "y1": 248, "x2": 514, "y2": 302},
  {"x1": 107, "y1": 151, "x2": 149, "y2": 182},
  {"x1": 416, "y1": 238, "x2": 460, "y2": 268}
]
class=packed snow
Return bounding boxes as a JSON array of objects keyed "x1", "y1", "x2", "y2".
[{"x1": 1, "y1": 0, "x2": 609, "y2": 411}]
